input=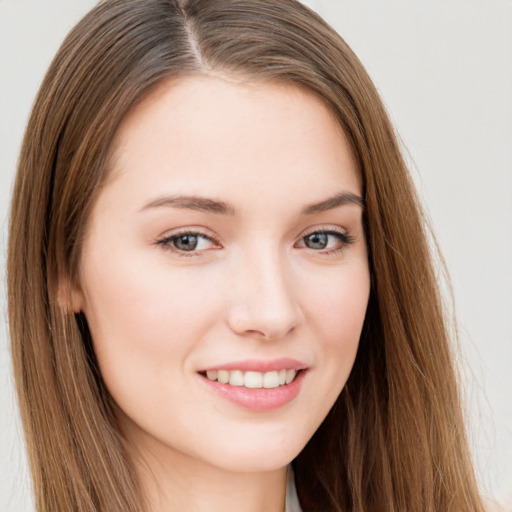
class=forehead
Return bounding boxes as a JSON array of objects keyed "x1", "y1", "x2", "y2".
[{"x1": 105, "y1": 74, "x2": 361, "y2": 208}]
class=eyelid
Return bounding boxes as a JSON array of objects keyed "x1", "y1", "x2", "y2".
[
  {"x1": 300, "y1": 224, "x2": 346, "y2": 237},
  {"x1": 299, "y1": 225, "x2": 352, "y2": 241}
]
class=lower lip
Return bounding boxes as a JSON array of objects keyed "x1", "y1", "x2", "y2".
[{"x1": 199, "y1": 370, "x2": 307, "y2": 411}]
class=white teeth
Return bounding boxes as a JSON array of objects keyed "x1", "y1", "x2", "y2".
[
  {"x1": 285, "y1": 369, "x2": 296, "y2": 384},
  {"x1": 263, "y1": 371, "x2": 279, "y2": 388},
  {"x1": 206, "y1": 370, "x2": 218, "y2": 381},
  {"x1": 244, "y1": 371, "x2": 263, "y2": 388},
  {"x1": 229, "y1": 370, "x2": 244, "y2": 387},
  {"x1": 217, "y1": 370, "x2": 229, "y2": 384},
  {"x1": 204, "y1": 368, "x2": 299, "y2": 388}
]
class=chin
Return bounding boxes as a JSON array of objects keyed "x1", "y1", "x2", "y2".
[{"x1": 200, "y1": 431, "x2": 309, "y2": 474}]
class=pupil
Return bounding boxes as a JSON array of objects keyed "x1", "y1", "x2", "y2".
[
  {"x1": 175, "y1": 234, "x2": 198, "y2": 251},
  {"x1": 306, "y1": 233, "x2": 328, "y2": 249}
]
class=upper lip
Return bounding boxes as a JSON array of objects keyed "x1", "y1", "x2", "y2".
[{"x1": 199, "y1": 358, "x2": 308, "y2": 373}]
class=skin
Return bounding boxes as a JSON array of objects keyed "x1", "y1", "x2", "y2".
[{"x1": 72, "y1": 75, "x2": 370, "y2": 512}]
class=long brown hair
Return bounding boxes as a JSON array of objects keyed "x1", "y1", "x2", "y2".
[{"x1": 7, "y1": 0, "x2": 484, "y2": 510}]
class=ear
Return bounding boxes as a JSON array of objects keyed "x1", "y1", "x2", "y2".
[{"x1": 57, "y1": 275, "x2": 84, "y2": 313}]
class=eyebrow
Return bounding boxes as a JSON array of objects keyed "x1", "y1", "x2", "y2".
[
  {"x1": 140, "y1": 191, "x2": 364, "y2": 216},
  {"x1": 140, "y1": 195, "x2": 235, "y2": 215},
  {"x1": 300, "y1": 192, "x2": 364, "y2": 215}
]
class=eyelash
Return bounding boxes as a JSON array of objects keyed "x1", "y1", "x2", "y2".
[
  {"x1": 155, "y1": 227, "x2": 355, "y2": 258},
  {"x1": 298, "y1": 228, "x2": 355, "y2": 255}
]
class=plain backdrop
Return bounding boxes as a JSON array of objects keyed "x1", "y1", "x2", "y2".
[{"x1": 1, "y1": 1, "x2": 511, "y2": 511}]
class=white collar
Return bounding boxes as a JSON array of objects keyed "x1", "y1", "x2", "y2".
[{"x1": 285, "y1": 465, "x2": 303, "y2": 512}]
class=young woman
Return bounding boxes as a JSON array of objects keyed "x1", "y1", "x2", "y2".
[{"x1": 7, "y1": 0, "x2": 485, "y2": 511}]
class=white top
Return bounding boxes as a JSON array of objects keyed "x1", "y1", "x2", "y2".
[{"x1": 285, "y1": 465, "x2": 303, "y2": 512}]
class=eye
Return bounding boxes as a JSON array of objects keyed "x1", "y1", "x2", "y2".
[
  {"x1": 297, "y1": 229, "x2": 354, "y2": 253},
  {"x1": 156, "y1": 230, "x2": 219, "y2": 255}
]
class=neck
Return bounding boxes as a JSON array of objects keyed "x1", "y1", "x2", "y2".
[{"x1": 132, "y1": 444, "x2": 288, "y2": 512}]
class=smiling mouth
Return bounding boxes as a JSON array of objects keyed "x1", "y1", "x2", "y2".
[{"x1": 199, "y1": 369, "x2": 303, "y2": 389}]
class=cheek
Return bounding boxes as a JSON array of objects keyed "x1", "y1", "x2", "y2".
[
  {"x1": 82, "y1": 248, "x2": 218, "y2": 342},
  {"x1": 282, "y1": 260, "x2": 369, "y2": 440},
  {"x1": 302, "y1": 260, "x2": 369, "y2": 393},
  {"x1": 78, "y1": 253, "x2": 229, "y2": 437},
  {"x1": 78, "y1": 247, "x2": 225, "y2": 398},
  {"x1": 304, "y1": 261, "x2": 370, "y2": 343}
]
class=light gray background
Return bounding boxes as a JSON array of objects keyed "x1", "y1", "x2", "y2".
[{"x1": 1, "y1": 1, "x2": 511, "y2": 511}]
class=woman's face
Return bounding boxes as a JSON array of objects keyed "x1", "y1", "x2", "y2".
[{"x1": 74, "y1": 75, "x2": 370, "y2": 473}]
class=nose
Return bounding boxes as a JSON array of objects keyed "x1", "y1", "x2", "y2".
[{"x1": 226, "y1": 249, "x2": 304, "y2": 340}]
